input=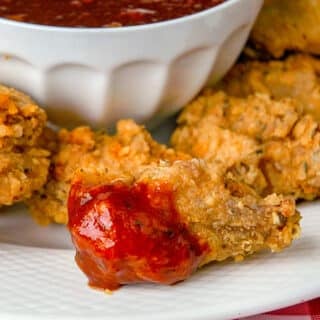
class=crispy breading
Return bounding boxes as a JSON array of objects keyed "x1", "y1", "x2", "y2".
[
  {"x1": 172, "y1": 90, "x2": 320, "y2": 200},
  {"x1": 116, "y1": 160, "x2": 300, "y2": 261},
  {"x1": 216, "y1": 54, "x2": 320, "y2": 121},
  {"x1": 173, "y1": 91, "x2": 300, "y2": 142},
  {"x1": 0, "y1": 84, "x2": 47, "y2": 149},
  {"x1": 0, "y1": 148, "x2": 50, "y2": 205},
  {"x1": 36, "y1": 126, "x2": 59, "y2": 153},
  {"x1": 26, "y1": 120, "x2": 188, "y2": 225},
  {"x1": 250, "y1": 0, "x2": 320, "y2": 57},
  {"x1": 0, "y1": 85, "x2": 51, "y2": 206},
  {"x1": 261, "y1": 115, "x2": 320, "y2": 200},
  {"x1": 69, "y1": 158, "x2": 300, "y2": 288}
]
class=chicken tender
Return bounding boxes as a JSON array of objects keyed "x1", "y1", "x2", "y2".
[
  {"x1": 26, "y1": 120, "x2": 188, "y2": 225},
  {"x1": 216, "y1": 54, "x2": 320, "y2": 121},
  {"x1": 172, "y1": 91, "x2": 320, "y2": 200},
  {"x1": 68, "y1": 158, "x2": 300, "y2": 290},
  {"x1": 250, "y1": 0, "x2": 320, "y2": 57},
  {"x1": 0, "y1": 85, "x2": 50, "y2": 206}
]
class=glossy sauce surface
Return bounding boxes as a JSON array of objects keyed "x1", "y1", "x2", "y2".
[
  {"x1": 68, "y1": 180, "x2": 208, "y2": 290},
  {"x1": 0, "y1": 0, "x2": 225, "y2": 27}
]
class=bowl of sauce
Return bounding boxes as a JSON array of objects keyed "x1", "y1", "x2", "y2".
[
  {"x1": 0, "y1": 0, "x2": 263, "y2": 127},
  {"x1": 1, "y1": 0, "x2": 225, "y2": 28}
]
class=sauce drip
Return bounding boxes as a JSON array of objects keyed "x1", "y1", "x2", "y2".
[
  {"x1": 68, "y1": 180, "x2": 208, "y2": 290},
  {"x1": 0, "y1": 0, "x2": 225, "y2": 28}
]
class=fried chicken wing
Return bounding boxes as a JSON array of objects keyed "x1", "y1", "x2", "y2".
[
  {"x1": 216, "y1": 54, "x2": 320, "y2": 121},
  {"x1": 28, "y1": 116, "x2": 300, "y2": 289},
  {"x1": 0, "y1": 85, "x2": 50, "y2": 206},
  {"x1": 26, "y1": 120, "x2": 188, "y2": 225},
  {"x1": 172, "y1": 90, "x2": 320, "y2": 200},
  {"x1": 249, "y1": 0, "x2": 320, "y2": 58},
  {"x1": 68, "y1": 159, "x2": 300, "y2": 290}
]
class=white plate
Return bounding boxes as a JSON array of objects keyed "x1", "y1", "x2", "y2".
[
  {"x1": 0, "y1": 122, "x2": 319, "y2": 320},
  {"x1": 0, "y1": 201, "x2": 319, "y2": 320}
]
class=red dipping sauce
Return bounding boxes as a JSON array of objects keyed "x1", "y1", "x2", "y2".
[
  {"x1": 68, "y1": 180, "x2": 208, "y2": 290},
  {"x1": 0, "y1": 0, "x2": 225, "y2": 28}
]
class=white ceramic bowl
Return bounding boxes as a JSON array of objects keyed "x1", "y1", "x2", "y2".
[{"x1": 0, "y1": 0, "x2": 263, "y2": 128}]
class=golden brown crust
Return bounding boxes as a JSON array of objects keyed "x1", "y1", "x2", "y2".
[
  {"x1": 0, "y1": 85, "x2": 51, "y2": 206},
  {"x1": 27, "y1": 120, "x2": 188, "y2": 225},
  {"x1": 216, "y1": 54, "x2": 320, "y2": 121},
  {"x1": 0, "y1": 148, "x2": 50, "y2": 205},
  {"x1": 174, "y1": 91, "x2": 300, "y2": 142},
  {"x1": 172, "y1": 90, "x2": 320, "y2": 200},
  {"x1": 261, "y1": 115, "x2": 320, "y2": 200},
  {"x1": 75, "y1": 158, "x2": 300, "y2": 265},
  {"x1": 0, "y1": 85, "x2": 47, "y2": 149},
  {"x1": 28, "y1": 112, "x2": 300, "y2": 263},
  {"x1": 250, "y1": 0, "x2": 320, "y2": 57}
]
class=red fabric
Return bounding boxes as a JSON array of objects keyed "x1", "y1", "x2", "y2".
[
  {"x1": 267, "y1": 298, "x2": 320, "y2": 317},
  {"x1": 238, "y1": 298, "x2": 320, "y2": 319},
  {"x1": 269, "y1": 301, "x2": 311, "y2": 315},
  {"x1": 310, "y1": 299, "x2": 320, "y2": 316}
]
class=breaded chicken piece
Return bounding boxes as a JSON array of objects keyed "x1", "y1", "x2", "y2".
[
  {"x1": 250, "y1": 0, "x2": 320, "y2": 58},
  {"x1": 172, "y1": 91, "x2": 300, "y2": 162},
  {"x1": 0, "y1": 84, "x2": 47, "y2": 149},
  {"x1": 27, "y1": 120, "x2": 188, "y2": 225},
  {"x1": 172, "y1": 91, "x2": 320, "y2": 200},
  {"x1": 216, "y1": 54, "x2": 320, "y2": 121},
  {"x1": 261, "y1": 115, "x2": 320, "y2": 200},
  {"x1": 68, "y1": 159, "x2": 300, "y2": 290},
  {"x1": 0, "y1": 148, "x2": 50, "y2": 205},
  {"x1": 0, "y1": 85, "x2": 50, "y2": 206}
]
